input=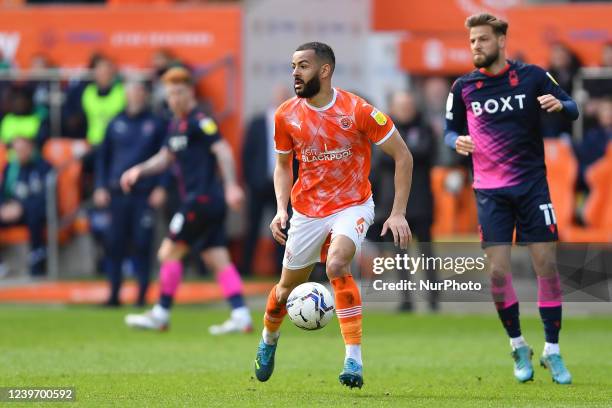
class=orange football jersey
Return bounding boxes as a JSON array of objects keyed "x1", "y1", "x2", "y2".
[{"x1": 274, "y1": 87, "x2": 395, "y2": 217}]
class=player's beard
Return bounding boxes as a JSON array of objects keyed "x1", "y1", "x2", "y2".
[
  {"x1": 473, "y1": 48, "x2": 499, "y2": 69},
  {"x1": 295, "y1": 75, "x2": 321, "y2": 98}
]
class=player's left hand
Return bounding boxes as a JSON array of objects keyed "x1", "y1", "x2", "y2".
[
  {"x1": 538, "y1": 94, "x2": 563, "y2": 113},
  {"x1": 381, "y1": 213, "x2": 412, "y2": 250},
  {"x1": 225, "y1": 183, "x2": 244, "y2": 211}
]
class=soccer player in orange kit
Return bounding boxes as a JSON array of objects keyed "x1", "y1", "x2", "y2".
[{"x1": 254, "y1": 42, "x2": 414, "y2": 389}]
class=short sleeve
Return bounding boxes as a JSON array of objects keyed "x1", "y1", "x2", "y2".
[
  {"x1": 192, "y1": 115, "x2": 222, "y2": 145},
  {"x1": 356, "y1": 102, "x2": 396, "y2": 145},
  {"x1": 274, "y1": 109, "x2": 293, "y2": 154},
  {"x1": 445, "y1": 78, "x2": 467, "y2": 135}
]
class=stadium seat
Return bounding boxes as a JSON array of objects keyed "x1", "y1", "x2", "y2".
[
  {"x1": 563, "y1": 142, "x2": 612, "y2": 242},
  {"x1": 583, "y1": 142, "x2": 612, "y2": 229},
  {"x1": 42, "y1": 138, "x2": 90, "y2": 242},
  {"x1": 544, "y1": 139, "x2": 577, "y2": 237},
  {"x1": 431, "y1": 166, "x2": 478, "y2": 238},
  {"x1": 0, "y1": 143, "x2": 7, "y2": 170}
]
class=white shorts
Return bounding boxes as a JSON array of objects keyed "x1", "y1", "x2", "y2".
[{"x1": 283, "y1": 197, "x2": 375, "y2": 270}]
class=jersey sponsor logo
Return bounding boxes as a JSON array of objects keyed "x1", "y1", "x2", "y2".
[
  {"x1": 546, "y1": 72, "x2": 560, "y2": 86},
  {"x1": 199, "y1": 117, "x2": 218, "y2": 135},
  {"x1": 339, "y1": 116, "x2": 353, "y2": 129},
  {"x1": 300, "y1": 145, "x2": 353, "y2": 162},
  {"x1": 471, "y1": 94, "x2": 526, "y2": 117},
  {"x1": 370, "y1": 109, "x2": 387, "y2": 126},
  {"x1": 168, "y1": 134, "x2": 188, "y2": 152}
]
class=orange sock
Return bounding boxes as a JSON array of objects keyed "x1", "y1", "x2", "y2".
[
  {"x1": 331, "y1": 275, "x2": 362, "y2": 345},
  {"x1": 263, "y1": 285, "x2": 287, "y2": 333}
]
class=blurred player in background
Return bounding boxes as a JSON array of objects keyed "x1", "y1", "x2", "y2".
[
  {"x1": 121, "y1": 67, "x2": 252, "y2": 334},
  {"x1": 94, "y1": 80, "x2": 168, "y2": 307},
  {"x1": 254, "y1": 42, "x2": 413, "y2": 389},
  {"x1": 445, "y1": 13, "x2": 579, "y2": 384}
]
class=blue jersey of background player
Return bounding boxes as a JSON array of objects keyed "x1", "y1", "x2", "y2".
[
  {"x1": 164, "y1": 102, "x2": 224, "y2": 203},
  {"x1": 120, "y1": 67, "x2": 252, "y2": 335},
  {"x1": 444, "y1": 13, "x2": 576, "y2": 385}
]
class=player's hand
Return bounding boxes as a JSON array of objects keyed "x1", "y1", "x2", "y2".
[
  {"x1": 381, "y1": 213, "x2": 412, "y2": 250},
  {"x1": 538, "y1": 94, "x2": 563, "y2": 113},
  {"x1": 270, "y1": 209, "x2": 289, "y2": 245},
  {"x1": 225, "y1": 183, "x2": 244, "y2": 211},
  {"x1": 455, "y1": 135, "x2": 475, "y2": 156},
  {"x1": 120, "y1": 166, "x2": 141, "y2": 193},
  {"x1": 0, "y1": 201, "x2": 23, "y2": 222},
  {"x1": 148, "y1": 187, "x2": 167, "y2": 209},
  {"x1": 93, "y1": 188, "x2": 110, "y2": 208}
]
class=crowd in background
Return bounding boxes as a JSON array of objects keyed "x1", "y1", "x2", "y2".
[{"x1": 0, "y1": 42, "x2": 610, "y2": 292}]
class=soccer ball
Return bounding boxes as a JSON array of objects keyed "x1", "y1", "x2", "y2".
[{"x1": 286, "y1": 282, "x2": 335, "y2": 330}]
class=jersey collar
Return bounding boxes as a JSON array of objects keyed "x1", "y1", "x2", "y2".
[
  {"x1": 479, "y1": 61, "x2": 511, "y2": 77},
  {"x1": 305, "y1": 88, "x2": 337, "y2": 112}
]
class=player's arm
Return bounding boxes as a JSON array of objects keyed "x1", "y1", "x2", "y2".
[
  {"x1": 537, "y1": 68, "x2": 579, "y2": 120},
  {"x1": 120, "y1": 147, "x2": 174, "y2": 193},
  {"x1": 444, "y1": 79, "x2": 474, "y2": 155},
  {"x1": 270, "y1": 110, "x2": 294, "y2": 245},
  {"x1": 378, "y1": 131, "x2": 413, "y2": 249},
  {"x1": 211, "y1": 139, "x2": 244, "y2": 211}
]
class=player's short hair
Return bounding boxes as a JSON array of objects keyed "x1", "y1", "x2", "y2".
[
  {"x1": 295, "y1": 42, "x2": 335, "y2": 74},
  {"x1": 162, "y1": 66, "x2": 193, "y2": 86},
  {"x1": 465, "y1": 13, "x2": 508, "y2": 36}
]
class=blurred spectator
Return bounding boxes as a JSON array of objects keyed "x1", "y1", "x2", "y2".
[
  {"x1": 0, "y1": 86, "x2": 49, "y2": 148},
  {"x1": 582, "y1": 43, "x2": 612, "y2": 127},
  {"x1": 94, "y1": 80, "x2": 168, "y2": 306},
  {"x1": 574, "y1": 97, "x2": 612, "y2": 192},
  {"x1": 0, "y1": 136, "x2": 52, "y2": 276},
  {"x1": 28, "y1": 53, "x2": 55, "y2": 122},
  {"x1": 543, "y1": 43, "x2": 582, "y2": 138},
  {"x1": 368, "y1": 90, "x2": 438, "y2": 311},
  {"x1": 151, "y1": 48, "x2": 180, "y2": 114},
  {"x1": 240, "y1": 84, "x2": 290, "y2": 276},
  {"x1": 82, "y1": 55, "x2": 126, "y2": 147}
]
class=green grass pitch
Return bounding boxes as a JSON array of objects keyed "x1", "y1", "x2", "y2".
[{"x1": 1, "y1": 305, "x2": 611, "y2": 407}]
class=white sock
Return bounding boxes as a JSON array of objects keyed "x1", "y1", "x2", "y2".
[
  {"x1": 231, "y1": 306, "x2": 252, "y2": 324},
  {"x1": 152, "y1": 304, "x2": 170, "y2": 321},
  {"x1": 510, "y1": 335, "x2": 528, "y2": 350},
  {"x1": 543, "y1": 342, "x2": 560, "y2": 356},
  {"x1": 262, "y1": 328, "x2": 280, "y2": 345},
  {"x1": 346, "y1": 344, "x2": 362, "y2": 365}
]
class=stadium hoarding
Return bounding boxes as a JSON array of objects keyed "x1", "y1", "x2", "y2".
[
  {"x1": 0, "y1": 5, "x2": 242, "y2": 149},
  {"x1": 387, "y1": 2, "x2": 612, "y2": 75},
  {"x1": 356, "y1": 242, "x2": 612, "y2": 303}
]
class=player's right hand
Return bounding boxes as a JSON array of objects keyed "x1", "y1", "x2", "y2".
[
  {"x1": 93, "y1": 188, "x2": 110, "y2": 208},
  {"x1": 455, "y1": 135, "x2": 475, "y2": 156},
  {"x1": 120, "y1": 166, "x2": 141, "y2": 193},
  {"x1": 270, "y1": 210, "x2": 289, "y2": 245}
]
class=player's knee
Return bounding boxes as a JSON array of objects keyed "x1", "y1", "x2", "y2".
[
  {"x1": 488, "y1": 260, "x2": 510, "y2": 277},
  {"x1": 325, "y1": 256, "x2": 350, "y2": 279},
  {"x1": 532, "y1": 254, "x2": 556, "y2": 276}
]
